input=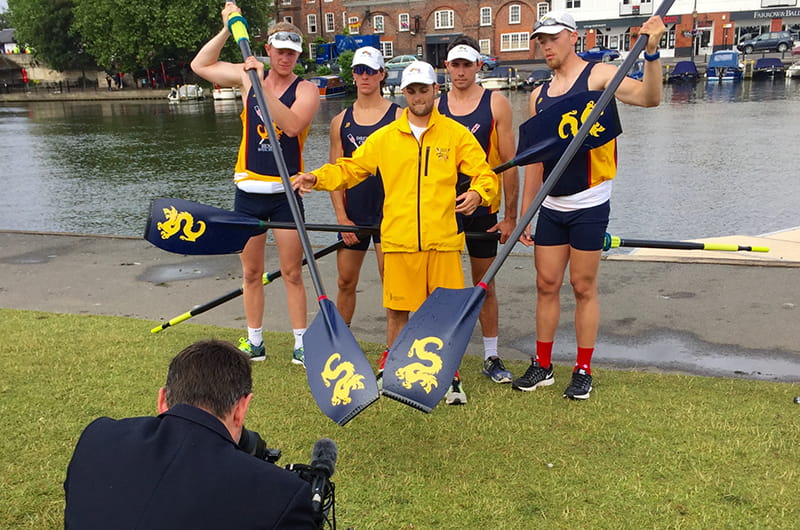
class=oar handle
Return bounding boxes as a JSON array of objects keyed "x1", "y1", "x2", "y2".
[
  {"x1": 480, "y1": 0, "x2": 675, "y2": 286},
  {"x1": 226, "y1": 8, "x2": 327, "y2": 298}
]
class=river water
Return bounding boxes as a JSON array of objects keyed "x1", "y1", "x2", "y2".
[{"x1": 1, "y1": 79, "x2": 798, "y2": 249}]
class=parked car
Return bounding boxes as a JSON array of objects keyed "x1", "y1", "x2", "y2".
[
  {"x1": 479, "y1": 54, "x2": 499, "y2": 71},
  {"x1": 736, "y1": 31, "x2": 794, "y2": 54},
  {"x1": 793, "y1": 44, "x2": 800, "y2": 56},
  {"x1": 578, "y1": 46, "x2": 621, "y2": 63},
  {"x1": 385, "y1": 55, "x2": 418, "y2": 69}
]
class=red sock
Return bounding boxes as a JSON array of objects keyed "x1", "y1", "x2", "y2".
[
  {"x1": 534, "y1": 341, "x2": 553, "y2": 368},
  {"x1": 575, "y1": 347, "x2": 594, "y2": 374},
  {"x1": 377, "y1": 349, "x2": 388, "y2": 370}
]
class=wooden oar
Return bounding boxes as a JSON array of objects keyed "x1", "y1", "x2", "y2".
[
  {"x1": 382, "y1": 0, "x2": 677, "y2": 413},
  {"x1": 227, "y1": 6, "x2": 377, "y2": 425},
  {"x1": 150, "y1": 240, "x2": 346, "y2": 334}
]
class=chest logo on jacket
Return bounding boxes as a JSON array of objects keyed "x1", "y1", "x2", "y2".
[{"x1": 435, "y1": 147, "x2": 450, "y2": 161}]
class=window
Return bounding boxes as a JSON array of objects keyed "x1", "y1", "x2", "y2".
[
  {"x1": 479, "y1": 39, "x2": 491, "y2": 54},
  {"x1": 500, "y1": 32, "x2": 530, "y2": 51},
  {"x1": 480, "y1": 7, "x2": 492, "y2": 27},
  {"x1": 609, "y1": 35, "x2": 619, "y2": 49},
  {"x1": 537, "y1": 2, "x2": 549, "y2": 18},
  {"x1": 281, "y1": 0, "x2": 291, "y2": 5},
  {"x1": 374, "y1": 15, "x2": 384, "y2": 34},
  {"x1": 435, "y1": 10, "x2": 454, "y2": 29},
  {"x1": 348, "y1": 16, "x2": 360, "y2": 35},
  {"x1": 380, "y1": 41, "x2": 393, "y2": 58},
  {"x1": 283, "y1": 16, "x2": 293, "y2": 24},
  {"x1": 309, "y1": 43, "x2": 317, "y2": 61},
  {"x1": 324, "y1": 13, "x2": 335, "y2": 33},
  {"x1": 509, "y1": 5, "x2": 521, "y2": 25},
  {"x1": 399, "y1": 13, "x2": 410, "y2": 32},
  {"x1": 566, "y1": 0, "x2": 581, "y2": 8},
  {"x1": 307, "y1": 14, "x2": 317, "y2": 33}
]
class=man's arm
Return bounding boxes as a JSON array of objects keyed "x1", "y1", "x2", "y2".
[
  {"x1": 591, "y1": 15, "x2": 666, "y2": 108},
  {"x1": 190, "y1": 3, "x2": 245, "y2": 88},
  {"x1": 490, "y1": 91, "x2": 519, "y2": 243}
]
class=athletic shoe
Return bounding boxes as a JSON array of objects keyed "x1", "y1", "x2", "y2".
[
  {"x1": 291, "y1": 347, "x2": 305, "y2": 367},
  {"x1": 511, "y1": 361, "x2": 554, "y2": 391},
  {"x1": 445, "y1": 376, "x2": 467, "y2": 405},
  {"x1": 238, "y1": 337, "x2": 266, "y2": 362},
  {"x1": 482, "y1": 357, "x2": 513, "y2": 384},
  {"x1": 563, "y1": 368, "x2": 592, "y2": 400}
]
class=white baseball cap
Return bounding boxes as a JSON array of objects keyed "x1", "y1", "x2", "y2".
[
  {"x1": 446, "y1": 44, "x2": 481, "y2": 63},
  {"x1": 531, "y1": 10, "x2": 577, "y2": 37},
  {"x1": 267, "y1": 30, "x2": 303, "y2": 53},
  {"x1": 352, "y1": 46, "x2": 384, "y2": 70},
  {"x1": 400, "y1": 61, "x2": 437, "y2": 89}
]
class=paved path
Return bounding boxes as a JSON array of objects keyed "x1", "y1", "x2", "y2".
[{"x1": 1, "y1": 230, "x2": 799, "y2": 382}]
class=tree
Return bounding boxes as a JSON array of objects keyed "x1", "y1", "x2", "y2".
[
  {"x1": 0, "y1": 11, "x2": 12, "y2": 29},
  {"x1": 8, "y1": 0, "x2": 273, "y2": 73},
  {"x1": 8, "y1": 0, "x2": 97, "y2": 72}
]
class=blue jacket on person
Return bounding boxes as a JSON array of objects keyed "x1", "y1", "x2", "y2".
[{"x1": 64, "y1": 403, "x2": 316, "y2": 529}]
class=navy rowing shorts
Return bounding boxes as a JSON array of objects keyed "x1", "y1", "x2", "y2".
[{"x1": 534, "y1": 201, "x2": 610, "y2": 251}]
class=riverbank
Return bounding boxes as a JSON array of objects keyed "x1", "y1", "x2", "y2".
[{"x1": 2, "y1": 229, "x2": 799, "y2": 381}]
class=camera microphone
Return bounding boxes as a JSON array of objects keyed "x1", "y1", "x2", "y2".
[{"x1": 309, "y1": 438, "x2": 337, "y2": 517}]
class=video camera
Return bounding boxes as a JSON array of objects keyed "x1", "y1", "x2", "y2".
[{"x1": 239, "y1": 428, "x2": 337, "y2": 529}]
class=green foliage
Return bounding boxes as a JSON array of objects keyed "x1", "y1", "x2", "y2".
[
  {"x1": 2, "y1": 309, "x2": 800, "y2": 529},
  {"x1": 337, "y1": 49, "x2": 354, "y2": 86},
  {"x1": 293, "y1": 63, "x2": 305, "y2": 76},
  {"x1": 316, "y1": 64, "x2": 331, "y2": 76},
  {"x1": 8, "y1": 0, "x2": 96, "y2": 72},
  {"x1": 8, "y1": 0, "x2": 274, "y2": 73},
  {"x1": 0, "y1": 11, "x2": 12, "y2": 29}
]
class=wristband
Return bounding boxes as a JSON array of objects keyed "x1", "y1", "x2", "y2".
[{"x1": 643, "y1": 50, "x2": 660, "y2": 62}]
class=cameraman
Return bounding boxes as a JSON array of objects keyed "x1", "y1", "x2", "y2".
[{"x1": 64, "y1": 339, "x2": 316, "y2": 529}]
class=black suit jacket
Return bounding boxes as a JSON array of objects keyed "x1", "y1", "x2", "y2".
[{"x1": 64, "y1": 404, "x2": 316, "y2": 529}]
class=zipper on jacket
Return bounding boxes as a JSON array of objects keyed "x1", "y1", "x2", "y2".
[{"x1": 416, "y1": 144, "x2": 423, "y2": 251}]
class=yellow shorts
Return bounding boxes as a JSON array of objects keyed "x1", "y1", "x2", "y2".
[{"x1": 383, "y1": 251, "x2": 464, "y2": 312}]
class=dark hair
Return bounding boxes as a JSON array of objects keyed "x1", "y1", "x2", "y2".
[
  {"x1": 164, "y1": 340, "x2": 252, "y2": 418},
  {"x1": 447, "y1": 35, "x2": 481, "y2": 54}
]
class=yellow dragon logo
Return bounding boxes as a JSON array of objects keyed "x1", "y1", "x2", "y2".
[
  {"x1": 557, "y1": 100, "x2": 606, "y2": 140},
  {"x1": 321, "y1": 353, "x2": 366, "y2": 406},
  {"x1": 157, "y1": 206, "x2": 207, "y2": 242},
  {"x1": 395, "y1": 337, "x2": 444, "y2": 393}
]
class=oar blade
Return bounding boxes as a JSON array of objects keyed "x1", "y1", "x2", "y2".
[
  {"x1": 381, "y1": 286, "x2": 486, "y2": 413},
  {"x1": 304, "y1": 297, "x2": 379, "y2": 426},
  {"x1": 145, "y1": 198, "x2": 262, "y2": 255}
]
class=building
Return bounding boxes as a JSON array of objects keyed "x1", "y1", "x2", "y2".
[{"x1": 276, "y1": 0, "x2": 800, "y2": 64}]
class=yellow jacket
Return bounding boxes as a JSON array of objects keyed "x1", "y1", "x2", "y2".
[{"x1": 312, "y1": 107, "x2": 499, "y2": 253}]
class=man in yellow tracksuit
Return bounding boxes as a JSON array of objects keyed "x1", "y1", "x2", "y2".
[{"x1": 294, "y1": 61, "x2": 499, "y2": 404}]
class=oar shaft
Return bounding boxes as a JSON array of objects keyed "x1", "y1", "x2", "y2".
[
  {"x1": 227, "y1": 10, "x2": 326, "y2": 297},
  {"x1": 606, "y1": 234, "x2": 769, "y2": 252},
  {"x1": 480, "y1": 0, "x2": 675, "y2": 286},
  {"x1": 259, "y1": 221, "x2": 500, "y2": 240},
  {"x1": 150, "y1": 240, "x2": 345, "y2": 333}
]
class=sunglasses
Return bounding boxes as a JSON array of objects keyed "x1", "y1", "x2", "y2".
[
  {"x1": 533, "y1": 17, "x2": 576, "y2": 32},
  {"x1": 352, "y1": 64, "x2": 380, "y2": 76},
  {"x1": 268, "y1": 31, "x2": 302, "y2": 44}
]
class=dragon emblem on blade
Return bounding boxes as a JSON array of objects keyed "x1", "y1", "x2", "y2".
[
  {"x1": 157, "y1": 206, "x2": 206, "y2": 242},
  {"x1": 395, "y1": 337, "x2": 444, "y2": 393},
  {"x1": 321, "y1": 353, "x2": 366, "y2": 406}
]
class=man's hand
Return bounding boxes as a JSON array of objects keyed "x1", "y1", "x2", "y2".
[
  {"x1": 639, "y1": 15, "x2": 667, "y2": 54},
  {"x1": 488, "y1": 217, "x2": 517, "y2": 244},
  {"x1": 519, "y1": 223, "x2": 534, "y2": 247},
  {"x1": 243, "y1": 56, "x2": 264, "y2": 78},
  {"x1": 221, "y1": 2, "x2": 240, "y2": 27},
  {"x1": 292, "y1": 173, "x2": 317, "y2": 196},
  {"x1": 455, "y1": 190, "x2": 481, "y2": 216},
  {"x1": 338, "y1": 218, "x2": 361, "y2": 246}
]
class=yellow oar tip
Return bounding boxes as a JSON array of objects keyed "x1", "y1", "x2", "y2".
[{"x1": 752, "y1": 246, "x2": 770, "y2": 253}]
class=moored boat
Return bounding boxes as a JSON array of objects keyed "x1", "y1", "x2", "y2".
[
  {"x1": 167, "y1": 84, "x2": 205, "y2": 102},
  {"x1": 309, "y1": 75, "x2": 346, "y2": 99},
  {"x1": 787, "y1": 60, "x2": 800, "y2": 78},
  {"x1": 479, "y1": 66, "x2": 522, "y2": 90},
  {"x1": 706, "y1": 50, "x2": 743, "y2": 82},
  {"x1": 667, "y1": 61, "x2": 700, "y2": 83},
  {"x1": 752, "y1": 57, "x2": 786, "y2": 78},
  {"x1": 211, "y1": 86, "x2": 241, "y2": 100}
]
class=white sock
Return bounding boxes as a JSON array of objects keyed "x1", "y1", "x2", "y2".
[
  {"x1": 248, "y1": 327, "x2": 263, "y2": 346},
  {"x1": 293, "y1": 328, "x2": 306, "y2": 349},
  {"x1": 483, "y1": 336, "x2": 498, "y2": 360}
]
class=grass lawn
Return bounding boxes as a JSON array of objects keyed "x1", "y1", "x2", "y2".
[{"x1": 1, "y1": 309, "x2": 798, "y2": 529}]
